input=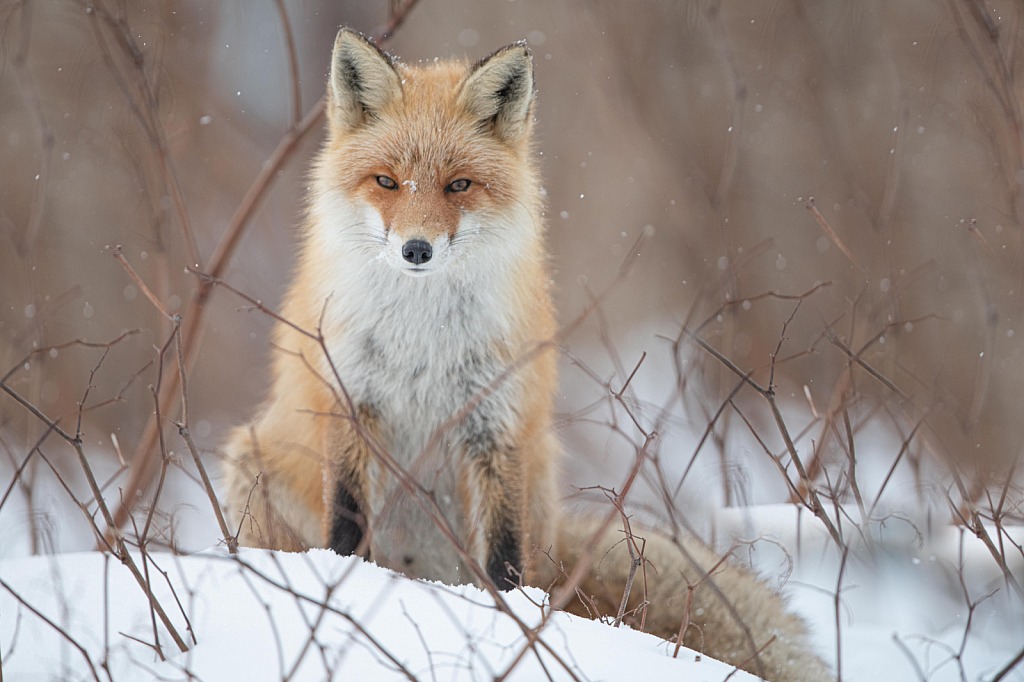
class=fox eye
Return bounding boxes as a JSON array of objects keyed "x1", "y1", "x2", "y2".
[
  {"x1": 376, "y1": 175, "x2": 397, "y2": 190},
  {"x1": 446, "y1": 178, "x2": 471, "y2": 193}
]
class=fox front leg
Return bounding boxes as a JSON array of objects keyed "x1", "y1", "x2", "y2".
[
  {"x1": 327, "y1": 468, "x2": 366, "y2": 556},
  {"x1": 460, "y1": 423, "x2": 526, "y2": 591},
  {"x1": 322, "y1": 406, "x2": 384, "y2": 557},
  {"x1": 483, "y1": 486, "x2": 523, "y2": 591}
]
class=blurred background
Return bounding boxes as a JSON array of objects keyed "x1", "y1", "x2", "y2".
[
  {"x1": 1, "y1": 0, "x2": 1023, "y2": 643},
  {"x1": 4, "y1": 1, "x2": 1024, "y2": 678}
]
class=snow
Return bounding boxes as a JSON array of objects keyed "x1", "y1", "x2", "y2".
[
  {"x1": 1, "y1": 498, "x2": 1022, "y2": 680},
  {"x1": 3, "y1": 508, "x2": 1020, "y2": 682},
  {"x1": 1, "y1": 407, "x2": 1021, "y2": 682},
  {"x1": 0, "y1": 547, "x2": 758, "y2": 682},
  {"x1": 712, "y1": 505, "x2": 1024, "y2": 682}
]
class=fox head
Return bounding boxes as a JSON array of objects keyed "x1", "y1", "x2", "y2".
[{"x1": 311, "y1": 29, "x2": 541, "y2": 278}]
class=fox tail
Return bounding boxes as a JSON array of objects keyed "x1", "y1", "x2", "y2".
[{"x1": 531, "y1": 516, "x2": 835, "y2": 682}]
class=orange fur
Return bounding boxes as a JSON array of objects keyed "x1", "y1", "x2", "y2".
[{"x1": 223, "y1": 30, "x2": 557, "y2": 583}]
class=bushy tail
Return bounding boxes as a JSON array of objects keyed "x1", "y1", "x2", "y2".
[{"x1": 531, "y1": 516, "x2": 834, "y2": 682}]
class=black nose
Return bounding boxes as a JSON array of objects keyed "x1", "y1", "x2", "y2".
[{"x1": 402, "y1": 239, "x2": 432, "y2": 264}]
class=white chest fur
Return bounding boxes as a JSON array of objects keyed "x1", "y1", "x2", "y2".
[
  {"x1": 305, "y1": 193, "x2": 535, "y2": 582},
  {"x1": 315, "y1": 247, "x2": 524, "y2": 583},
  {"x1": 325, "y1": 262, "x2": 520, "y2": 447}
]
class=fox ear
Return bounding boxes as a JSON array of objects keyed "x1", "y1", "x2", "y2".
[
  {"x1": 460, "y1": 42, "x2": 534, "y2": 143},
  {"x1": 329, "y1": 28, "x2": 402, "y2": 133}
]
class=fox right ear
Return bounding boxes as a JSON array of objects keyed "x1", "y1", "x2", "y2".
[{"x1": 329, "y1": 29, "x2": 402, "y2": 133}]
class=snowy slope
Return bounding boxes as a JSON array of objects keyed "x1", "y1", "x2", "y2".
[
  {"x1": 712, "y1": 505, "x2": 1024, "y2": 682},
  {"x1": 2, "y1": 504, "x2": 1021, "y2": 681},
  {"x1": 0, "y1": 547, "x2": 759, "y2": 682}
]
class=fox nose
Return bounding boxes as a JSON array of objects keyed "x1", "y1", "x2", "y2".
[{"x1": 402, "y1": 239, "x2": 432, "y2": 264}]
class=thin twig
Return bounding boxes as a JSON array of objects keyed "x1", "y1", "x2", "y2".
[
  {"x1": 805, "y1": 197, "x2": 864, "y2": 270},
  {"x1": 273, "y1": 0, "x2": 302, "y2": 126},
  {"x1": 0, "y1": 576, "x2": 103, "y2": 682},
  {"x1": 990, "y1": 642, "x2": 1024, "y2": 682}
]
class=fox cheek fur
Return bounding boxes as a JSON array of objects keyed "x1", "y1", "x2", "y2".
[{"x1": 221, "y1": 28, "x2": 835, "y2": 682}]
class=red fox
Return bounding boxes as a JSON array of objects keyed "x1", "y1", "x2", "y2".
[{"x1": 223, "y1": 29, "x2": 833, "y2": 682}]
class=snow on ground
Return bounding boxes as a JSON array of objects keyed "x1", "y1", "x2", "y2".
[
  {"x1": 712, "y1": 505, "x2": 1024, "y2": 682},
  {"x1": 553, "y1": 340, "x2": 1024, "y2": 682},
  {"x1": 3, "y1": 508, "x2": 1021, "y2": 682},
  {"x1": 1, "y1": 503, "x2": 1022, "y2": 681},
  {"x1": 1, "y1": 422, "x2": 1021, "y2": 682},
  {"x1": 0, "y1": 546, "x2": 758, "y2": 682}
]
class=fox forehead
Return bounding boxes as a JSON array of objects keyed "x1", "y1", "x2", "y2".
[{"x1": 320, "y1": 62, "x2": 527, "y2": 197}]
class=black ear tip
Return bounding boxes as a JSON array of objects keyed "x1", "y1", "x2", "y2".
[
  {"x1": 333, "y1": 26, "x2": 399, "y2": 68},
  {"x1": 509, "y1": 40, "x2": 532, "y2": 59},
  {"x1": 335, "y1": 27, "x2": 374, "y2": 49},
  {"x1": 469, "y1": 41, "x2": 533, "y2": 79},
  {"x1": 336, "y1": 26, "x2": 366, "y2": 39}
]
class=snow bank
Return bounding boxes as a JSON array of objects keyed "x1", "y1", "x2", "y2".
[
  {"x1": 3, "y1": 503, "x2": 1021, "y2": 681},
  {"x1": 711, "y1": 505, "x2": 1024, "y2": 682},
  {"x1": 0, "y1": 547, "x2": 757, "y2": 681}
]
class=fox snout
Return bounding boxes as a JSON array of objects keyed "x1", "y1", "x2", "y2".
[{"x1": 401, "y1": 239, "x2": 432, "y2": 264}]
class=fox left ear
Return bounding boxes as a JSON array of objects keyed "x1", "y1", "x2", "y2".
[
  {"x1": 460, "y1": 42, "x2": 534, "y2": 143},
  {"x1": 329, "y1": 28, "x2": 403, "y2": 133}
]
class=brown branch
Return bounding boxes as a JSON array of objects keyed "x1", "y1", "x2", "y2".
[
  {"x1": 673, "y1": 549, "x2": 733, "y2": 658},
  {"x1": 0, "y1": 423, "x2": 59, "y2": 515},
  {"x1": 113, "y1": 245, "x2": 172, "y2": 320},
  {"x1": 179, "y1": 425, "x2": 237, "y2": 553},
  {"x1": 991, "y1": 641, "x2": 1024, "y2": 682},
  {"x1": 373, "y1": 0, "x2": 423, "y2": 43},
  {"x1": 117, "y1": 254, "x2": 237, "y2": 553},
  {"x1": 1, "y1": 330, "x2": 141, "y2": 386},
  {"x1": 682, "y1": 324, "x2": 846, "y2": 550},
  {"x1": 1, "y1": 348, "x2": 189, "y2": 652},
  {"x1": 868, "y1": 414, "x2": 927, "y2": 518},
  {"x1": 944, "y1": 464, "x2": 1024, "y2": 601},
  {"x1": 9, "y1": 0, "x2": 53, "y2": 257},
  {"x1": 273, "y1": 0, "x2": 302, "y2": 126},
  {"x1": 722, "y1": 635, "x2": 777, "y2": 681},
  {"x1": 805, "y1": 198, "x2": 864, "y2": 271},
  {"x1": 80, "y1": 1, "x2": 201, "y2": 268},
  {"x1": 834, "y1": 542, "x2": 851, "y2": 681},
  {"x1": 822, "y1": 323, "x2": 909, "y2": 401},
  {"x1": 107, "y1": 95, "x2": 326, "y2": 539}
]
